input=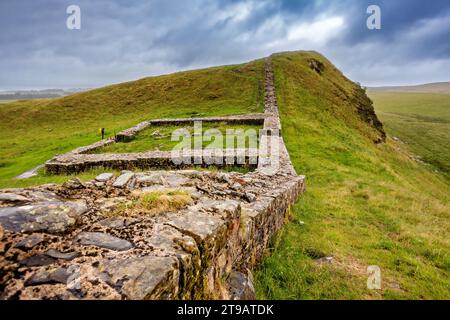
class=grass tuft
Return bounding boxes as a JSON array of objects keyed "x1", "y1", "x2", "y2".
[{"x1": 111, "y1": 190, "x2": 193, "y2": 217}]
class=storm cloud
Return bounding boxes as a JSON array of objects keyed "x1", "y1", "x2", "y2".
[{"x1": 0, "y1": 0, "x2": 449, "y2": 89}]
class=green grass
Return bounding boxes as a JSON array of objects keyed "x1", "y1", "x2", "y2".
[
  {"x1": 0, "y1": 60, "x2": 265, "y2": 188},
  {"x1": 255, "y1": 51, "x2": 450, "y2": 300},
  {"x1": 92, "y1": 123, "x2": 261, "y2": 153},
  {"x1": 368, "y1": 91, "x2": 450, "y2": 181}
]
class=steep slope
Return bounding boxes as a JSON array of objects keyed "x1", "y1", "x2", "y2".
[
  {"x1": 255, "y1": 51, "x2": 449, "y2": 299},
  {"x1": 0, "y1": 60, "x2": 265, "y2": 187}
]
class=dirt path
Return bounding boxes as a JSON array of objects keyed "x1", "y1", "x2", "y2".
[{"x1": 15, "y1": 164, "x2": 45, "y2": 180}]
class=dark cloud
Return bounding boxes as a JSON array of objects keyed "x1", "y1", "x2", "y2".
[
  {"x1": 335, "y1": 0, "x2": 449, "y2": 40},
  {"x1": 0, "y1": 0, "x2": 449, "y2": 89}
]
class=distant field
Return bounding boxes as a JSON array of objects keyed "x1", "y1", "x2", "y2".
[
  {"x1": 369, "y1": 91, "x2": 450, "y2": 181},
  {"x1": 370, "y1": 82, "x2": 450, "y2": 94}
]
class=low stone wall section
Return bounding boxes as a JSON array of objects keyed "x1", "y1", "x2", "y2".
[
  {"x1": 0, "y1": 170, "x2": 305, "y2": 299},
  {"x1": 45, "y1": 149, "x2": 260, "y2": 175}
]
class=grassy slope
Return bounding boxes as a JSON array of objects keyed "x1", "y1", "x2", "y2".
[
  {"x1": 0, "y1": 60, "x2": 265, "y2": 188},
  {"x1": 368, "y1": 91, "x2": 450, "y2": 181},
  {"x1": 255, "y1": 52, "x2": 449, "y2": 299}
]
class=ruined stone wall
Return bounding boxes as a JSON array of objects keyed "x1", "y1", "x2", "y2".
[
  {"x1": 45, "y1": 149, "x2": 260, "y2": 175},
  {"x1": 45, "y1": 115, "x2": 267, "y2": 174}
]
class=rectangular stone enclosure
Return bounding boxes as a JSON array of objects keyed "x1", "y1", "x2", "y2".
[{"x1": 45, "y1": 115, "x2": 270, "y2": 175}]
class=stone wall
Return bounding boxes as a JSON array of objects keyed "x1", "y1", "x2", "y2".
[
  {"x1": 44, "y1": 59, "x2": 289, "y2": 177},
  {"x1": 45, "y1": 149, "x2": 260, "y2": 175}
]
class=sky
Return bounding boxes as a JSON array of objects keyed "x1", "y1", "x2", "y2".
[{"x1": 0, "y1": 0, "x2": 450, "y2": 90}]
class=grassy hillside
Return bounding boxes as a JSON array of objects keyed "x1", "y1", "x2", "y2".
[
  {"x1": 368, "y1": 91, "x2": 450, "y2": 181},
  {"x1": 0, "y1": 60, "x2": 265, "y2": 188},
  {"x1": 0, "y1": 51, "x2": 448, "y2": 299},
  {"x1": 255, "y1": 51, "x2": 449, "y2": 300}
]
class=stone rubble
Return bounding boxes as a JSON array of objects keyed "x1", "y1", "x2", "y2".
[
  {"x1": 74, "y1": 232, "x2": 133, "y2": 252},
  {"x1": 95, "y1": 173, "x2": 114, "y2": 182},
  {"x1": 15, "y1": 234, "x2": 44, "y2": 250},
  {"x1": 112, "y1": 173, "x2": 134, "y2": 189}
]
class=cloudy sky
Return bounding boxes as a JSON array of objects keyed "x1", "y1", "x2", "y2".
[{"x1": 1, "y1": 0, "x2": 450, "y2": 90}]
